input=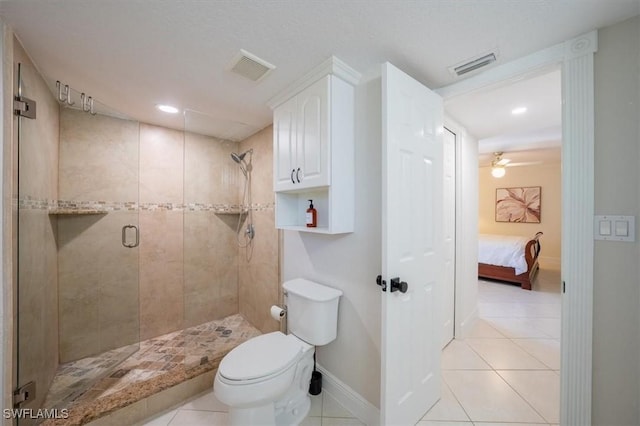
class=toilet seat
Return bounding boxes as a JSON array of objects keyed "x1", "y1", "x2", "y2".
[{"x1": 218, "y1": 332, "x2": 304, "y2": 384}]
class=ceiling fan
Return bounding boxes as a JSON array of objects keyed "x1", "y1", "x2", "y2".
[{"x1": 490, "y1": 152, "x2": 541, "y2": 177}]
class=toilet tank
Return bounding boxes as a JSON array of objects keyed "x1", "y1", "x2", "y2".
[{"x1": 283, "y1": 278, "x2": 342, "y2": 346}]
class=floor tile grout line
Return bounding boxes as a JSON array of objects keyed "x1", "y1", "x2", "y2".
[
  {"x1": 494, "y1": 369, "x2": 555, "y2": 425},
  {"x1": 164, "y1": 408, "x2": 179, "y2": 426},
  {"x1": 482, "y1": 353, "x2": 551, "y2": 424},
  {"x1": 440, "y1": 374, "x2": 474, "y2": 423}
]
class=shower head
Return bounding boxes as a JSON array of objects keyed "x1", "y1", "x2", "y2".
[
  {"x1": 231, "y1": 149, "x2": 253, "y2": 178},
  {"x1": 230, "y1": 149, "x2": 253, "y2": 164},
  {"x1": 231, "y1": 152, "x2": 245, "y2": 164}
]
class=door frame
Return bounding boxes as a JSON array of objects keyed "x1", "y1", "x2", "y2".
[{"x1": 437, "y1": 31, "x2": 597, "y2": 425}]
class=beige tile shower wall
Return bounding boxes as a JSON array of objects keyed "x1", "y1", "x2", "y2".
[
  {"x1": 183, "y1": 132, "x2": 239, "y2": 205},
  {"x1": 138, "y1": 211, "x2": 184, "y2": 340},
  {"x1": 59, "y1": 109, "x2": 139, "y2": 202},
  {"x1": 58, "y1": 213, "x2": 139, "y2": 362},
  {"x1": 138, "y1": 124, "x2": 185, "y2": 340},
  {"x1": 58, "y1": 109, "x2": 140, "y2": 362},
  {"x1": 139, "y1": 124, "x2": 184, "y2": 204},
  {"x1": 183, "y1": 131, "x2": 239, "y2": 328},
  {"x1": 183, "y1": 211, "x2": 239, "y2": 328},
  {"x1": 238, "y1": 126, "x2": 281, "y2": 333},
  {"x1": 14, "y1": 38, "x2": 60, "y2": 415}
]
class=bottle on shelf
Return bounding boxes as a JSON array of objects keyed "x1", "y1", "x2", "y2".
[{"x1": 306, "y1": 199, "x2": 317, "y2": 228}]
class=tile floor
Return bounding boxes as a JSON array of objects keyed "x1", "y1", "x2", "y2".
[
  {"x1": 140, "y1": 268, "x2": 561, "y2": 426},
  {"x1": 420, "y1": 267, "x2": 561, "y2": 426}
]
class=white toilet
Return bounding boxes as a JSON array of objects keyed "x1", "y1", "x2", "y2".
[{"x1": 214, "y1": 278, "x2": 342, "y2": 426}]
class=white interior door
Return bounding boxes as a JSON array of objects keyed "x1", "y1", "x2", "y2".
[
  {"x1": 381, "y1": 62, "x2": 444, "y2": 425},
  {"x1": 442, "y1": 127, "x2": 456, "y2": 347}
]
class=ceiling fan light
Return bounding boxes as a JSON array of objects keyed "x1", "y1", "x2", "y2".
[{"x1": 491, "y1": 166, "x2": 506, "y2": 178}]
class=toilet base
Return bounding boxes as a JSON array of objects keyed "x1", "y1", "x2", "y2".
[
  {"x1": 275, "y1": 395, "x2": 310, "y2": 426},
  {"x1": 229, "y1": 404, "x2": 277, "y2": 425},
  {"x1": 228, "y1": 395, "x2": 310, "y2": 426}
]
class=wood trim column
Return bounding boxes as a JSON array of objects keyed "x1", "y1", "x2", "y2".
[{"x1": 561, "y1": 31, "x2": 597, "y2": 426}]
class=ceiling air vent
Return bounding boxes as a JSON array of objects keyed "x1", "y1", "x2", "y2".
[
  {"x1": 228, "y1": 49, "x2": 275, "y2": 82},
  {"x1": 451, "y1": 52, "x2": 497, "y2": 77}
]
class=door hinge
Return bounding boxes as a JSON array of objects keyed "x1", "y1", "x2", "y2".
[
  {"x1": 14, "y1": 96, "x2": 37, "y2": 119},
  {"x1": 13, "y1": 381, "x2": 36, "y2": 407}
]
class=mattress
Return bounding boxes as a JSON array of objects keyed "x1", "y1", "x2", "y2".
[{"x1": 478, "y1": 234, "x2": 529, "y2": 275}]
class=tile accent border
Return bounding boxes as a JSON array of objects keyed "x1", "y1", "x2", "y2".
[{"x1": 18, "y1": 196, "x2": 274, "y2": 213}]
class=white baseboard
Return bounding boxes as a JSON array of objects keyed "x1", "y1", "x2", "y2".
[{"x1": 316, "y1": 364, "x2": 380, "y2": 426}]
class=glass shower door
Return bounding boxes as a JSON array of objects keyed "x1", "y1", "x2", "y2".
[{"x1": 15, "y1": 50, "x2": 140, "y2": 423}]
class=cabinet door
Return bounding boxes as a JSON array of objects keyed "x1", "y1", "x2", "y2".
[
  {"x1": 295, "y1": 75, "x2": 329, "y2": 189},
  {"x1": 273, "y1": 96, "x2": 297, "y2": 191}
]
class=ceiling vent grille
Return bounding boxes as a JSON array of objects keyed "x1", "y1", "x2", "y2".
[
  {"x1": 451, "y1": 52, "x2": 497, "y2": 77},
  {"x1": 228, "y1": 49, "x2": 275, "y2": 82}
]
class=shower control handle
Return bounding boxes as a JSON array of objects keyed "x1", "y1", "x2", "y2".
[{"x1": 122, "y1": 225, "x2": 139, "y2": 248}]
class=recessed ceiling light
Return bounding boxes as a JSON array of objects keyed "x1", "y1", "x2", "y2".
[
  {"x1": 156, "y1": 104, "x2": 180, "y2": 114},
  {"x1": 511, "y1": 106, "x2": 527, "y2": 115}
]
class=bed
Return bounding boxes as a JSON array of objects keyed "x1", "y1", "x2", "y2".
[{"x1": 478, "y1": 232, "x2": 543, "y2": 290}]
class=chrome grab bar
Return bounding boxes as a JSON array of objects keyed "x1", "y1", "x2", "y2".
[{"x1": 122, "y1": 225, "x2": 139, "y2": 248}]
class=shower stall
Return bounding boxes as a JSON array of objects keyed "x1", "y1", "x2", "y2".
[{"x1": 12, "y1": 36, "x2": 279, "y2": 424}]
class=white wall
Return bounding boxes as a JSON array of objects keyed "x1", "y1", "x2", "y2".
[
  {"x1": 282, "y1": 73, "x2": 382, "y2": 408},
  {"x1": 592, "y1": 15, "x2": 640, "y2": 426},
  {"x1": 444, "y1": 116, "x2": 479, "y2": 338}
]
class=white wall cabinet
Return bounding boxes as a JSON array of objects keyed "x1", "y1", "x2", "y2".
[
  {"x1": 270, "y1": 59, "x2": 357, "y2": 234},
  {"x1": 274, "y1": 76, "x2": 329, "y2": 192}
]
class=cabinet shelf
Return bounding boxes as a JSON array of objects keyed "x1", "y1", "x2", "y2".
[{"x1": 279, "y1": 225, "x2": 334, "y2": 234}]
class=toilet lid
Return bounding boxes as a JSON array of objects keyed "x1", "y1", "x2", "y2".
[{"x1": 219, "y1": 332, "x2": 303, "y2": 381}]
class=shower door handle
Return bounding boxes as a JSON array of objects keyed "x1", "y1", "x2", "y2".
[{"x1": 122, "y1": 225, "x2": 139, "y2": 248}]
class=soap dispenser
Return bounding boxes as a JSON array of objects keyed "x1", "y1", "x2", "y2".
[{"x1": 306, "y1": 200, "x2": 317, "y2": 228}]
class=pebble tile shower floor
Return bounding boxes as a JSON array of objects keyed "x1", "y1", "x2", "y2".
[{"x1": 42, "y1": 314, "x2": 260, "y2": 425}]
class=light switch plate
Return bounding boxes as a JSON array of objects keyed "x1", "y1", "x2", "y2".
[{"x1": 594, "y1": 215, "x2": 635, "y2": 242}]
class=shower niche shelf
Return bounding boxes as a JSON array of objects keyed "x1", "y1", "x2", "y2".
[
  {"x1": 214, "y1": 208, "x2": 248, "y2": 215},
  {"x1": 48, "y1": 208, "x2": 108, "y2": 215}
]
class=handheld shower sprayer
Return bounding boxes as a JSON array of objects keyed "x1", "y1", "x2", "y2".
[
  {"x1": 230, "y1": 148, "x2": 255, "y2": 260},
  {"x1": 230, "y1": 149, "x2": 253, "y2": 177}
]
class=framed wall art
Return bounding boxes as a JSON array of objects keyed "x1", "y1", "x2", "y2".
[{"x1": 495, "y1": 186, "x2": 541, "y2": 223}]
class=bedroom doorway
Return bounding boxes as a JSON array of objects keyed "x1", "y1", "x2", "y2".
[
  {"x1": 430, "y1": 68, "x2": 563, "y2": 424},
  {"x1": 436, "y1": 31, "x2": 597, "y2": 424}
]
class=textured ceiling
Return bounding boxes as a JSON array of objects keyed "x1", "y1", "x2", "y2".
[{"x1": 1, "y1": 0, "x2": 639, "y2": 143}]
